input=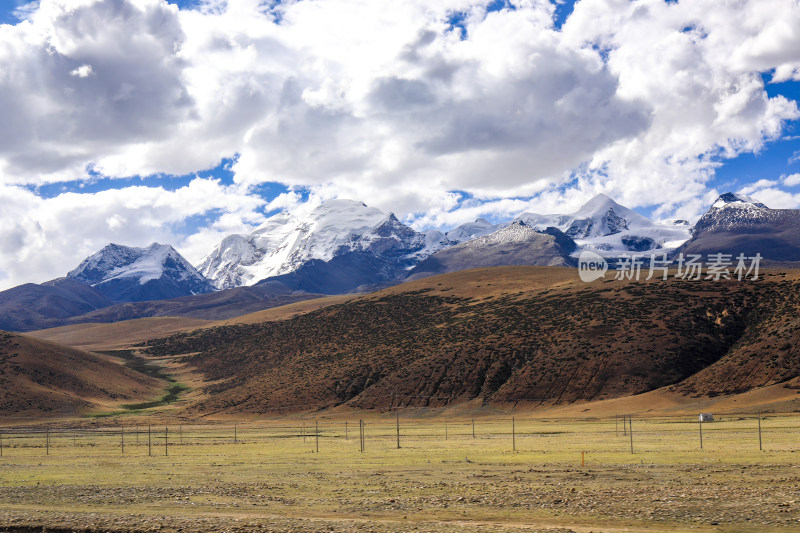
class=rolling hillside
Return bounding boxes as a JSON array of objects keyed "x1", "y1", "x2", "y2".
[
  {"x1": 143, "y1": 266, "x2": 800, "y2": 414},
  {"x1": 28, "y1": 294, "x2": 356, "y2": 351},
  {"x1": 0, "y1": 332, "x2": 163, "y2": 417}
]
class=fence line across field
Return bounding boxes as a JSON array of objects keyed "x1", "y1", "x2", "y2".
[{"x1": 0, "y1": 412, "x2": 795, "y2": 460}]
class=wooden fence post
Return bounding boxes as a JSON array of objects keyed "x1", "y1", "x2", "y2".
[
  {"x1": 699, "y1": 417, "x2": 703, "y2": 450},
  {"x1": 512, "y1": 417, "x2": 516, "y2": 453},
  {"x1": 629, "y1": 416, "x2": 634, "y2": 454},
  {"x1": 396, "y1": 410, "x2": 400, "y2": 449},
  {"x1": 758, "y1": 411, "x2": 763, "y2": 451}
]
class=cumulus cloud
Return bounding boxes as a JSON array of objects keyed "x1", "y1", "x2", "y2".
[
  {"x1": 0, "y1": 0, "x2": 193, "y2": 182},
  {"x1": 1, "y1": 0, "x2": 800, "y2": 288},
  {"x1": 0, "y1": 179, "x2": 265, "y2": 287},
  {"x1": 784, "y1": 173, "x2": 800, "y2": 187},
  {"x1": 69, "y1": 64, "x2": 93, "y2": 78}
]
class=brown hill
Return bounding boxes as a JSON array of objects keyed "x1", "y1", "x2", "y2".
[
  {"x1": 0, "y1": 278, "x2": 114, "y2": 332},
  {"x1": 27, "y1": 317, "x2": 216, "y2": 352},
  {"x1": 0, "y1": 280, "x2": 326, "y2": 333},
  {"x1": 143, "y1": 266, "x2": 800, "y2": 414},
  {"x1": 27, "y1": 294, "x2": 356, "y2": 352},
  {"x1": 41, "y1": 283, "x2": 325, "y2": 325},
  {"x1": 0, "y1": 331, "x2": 163, "y2": 418}
]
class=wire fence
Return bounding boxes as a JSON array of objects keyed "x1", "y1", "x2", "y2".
[{"x1": 1, "y1": 411, "x2": 797, "y2": 461}]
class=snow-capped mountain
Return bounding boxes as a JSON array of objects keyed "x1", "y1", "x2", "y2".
[
  {"x1": 199, "y1": 199, "x2": 467, "y2": 290},
  {"x1": 200, "y1": 200, "x2": 404, "y2": 289},
  {"x1": 68, "y1": 243, "x2": 216, "y2": 303},
  {"x1": 692, "y1": 192, "x2": 773, "y2": 235},
  {"x1": 678, "y1": 193, "x2": 800, "y2": 262},
  {"x1": 408, "y1": 221, "x2": 576, "y2": 279},
  {"x1": 443, "y1": 217, "x2": 502, "y2": 243},
  {"x1": 199, "y1": 194, "x2": 697, "y2": 292},
  {"x1": 515, "y1": 193, "x2": 692, "y2": 257}
]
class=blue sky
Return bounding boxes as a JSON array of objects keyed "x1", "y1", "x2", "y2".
[{"x1": 1, "y1": 0, "x2": 799, "y2": 288}]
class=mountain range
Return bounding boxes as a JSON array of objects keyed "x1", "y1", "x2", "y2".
[{"x1": 1, "y1": 191, "x2": 798, "y2": 332}]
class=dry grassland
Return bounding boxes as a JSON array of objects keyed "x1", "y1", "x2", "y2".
[{"x1": 1, "y1": 413, "x2": 800, "y2": 532}]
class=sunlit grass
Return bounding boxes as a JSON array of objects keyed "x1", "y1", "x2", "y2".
[{"x1": 1, "y1": 413, "x2": 799, "y2": 531}]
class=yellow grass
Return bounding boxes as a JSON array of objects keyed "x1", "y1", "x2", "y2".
[{"x1": 2, "y1": 413, "x2": 800, "y2": 532}]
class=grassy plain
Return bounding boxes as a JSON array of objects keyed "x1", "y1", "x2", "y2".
[{"x1": 1, "y1": 413, "x2": 800, "y2": 532}]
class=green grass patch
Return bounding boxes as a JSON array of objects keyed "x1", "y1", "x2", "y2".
[
  {"x1": 121, "y1": 382, "x2": 189, "y2": 411},
  {"x1": 85, "y1": 350, "x2": 190, "y2": 417}
]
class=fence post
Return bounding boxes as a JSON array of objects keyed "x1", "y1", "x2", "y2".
[
  {"x1": 699, "y1": 417, "x2": 703, "y2": 450},
  {"x1": 46, "y1": 429, "x2": 49, "y2": 456},
  {"x1": 445, "y1": 419, "x2": 448, "y2": 441},
  {"x1": 165, "y1": 426, "x2": 169, "y2": 456},
  {"x1": 396, "y1": 410, "x2": 400, "y2": 449},
  {"x1": 629, "y1": 415, "x2": 633, "y2": 454},
  {"x1": 615, "y1": 415, "x2": 618, "y2": 437},
  {"x1": 1, "y1": 431, "x2": 3, "y2": 457},
  {"x1": 359, "y1": 419, "x2": 364, "y2": 453},
  {"x1": 512, "y1": 417, "x2": 516, "y2": 453},
  {"x1": 121, "y1": 426, "x2": 125, "y2": 454},
  {"x1": 472, "y1": 419, "x2": 475, "y2": 439},
  {"x1": 758, "y1": 411, "x2": 763, "y2": 451},
  {"x1": 315, "y1": 420, "x2": 319, "y2": 453},
  {"x1": 345, "y1": 421, "x2": 348, "y2": 440},
  {"x1": 234, "y1": 423, "x2": 237, "y2": 444},
  {"x1": 148, "y1": 425, "x2": 151, "y2": 456}
]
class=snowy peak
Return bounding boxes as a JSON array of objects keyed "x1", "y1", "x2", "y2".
[
  {"x1": 68, "y1": 243, "x2": 215, "y2": 303},
  {"x1": 693, "y1": 192, "x2": 775, "y2": 236},
  {"x1": 679, "y1": 192, "x2": 800, "y2": 261},
  {"x1": 711, "y1": 192, "x2": 768, "y2": 210},
  {"x1": 514, "y1": 194, "x2": 691, "y2": 256},
  {"x1": 445, "y1": 218, "x2": 501, "y2": 244},
  {"x1": 199, "y1": 199, "x2": 440, "y2": 290},
  {"x1": 287, "y1": 199, "x2": 387, "y2": 263},
  {"x1": 517, "y1": 194, "x2": 644, "y2": 238},
  {"x1": 459, "y1": 221, "x2": 538, "y2": 248}
]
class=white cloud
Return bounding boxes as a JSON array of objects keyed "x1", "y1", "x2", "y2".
[
  {"x1": 783, "y1": 173, "x2": 800, "y2": 187},
  {"x1": 1, "y1": 0, "x2": 800, "y2": 288},
  {"x1": 735, "y1": 187, "x2": 800, "y2": 209},
  {"x1": 0, "y1": 179, "x2": 265, "y2": 288},
  {"x1": 739, "y1": 179, "x2": 780, "y2": 196},
  {"x1": 69, "y1": 64, "x2": 92, "y2": 78}
]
